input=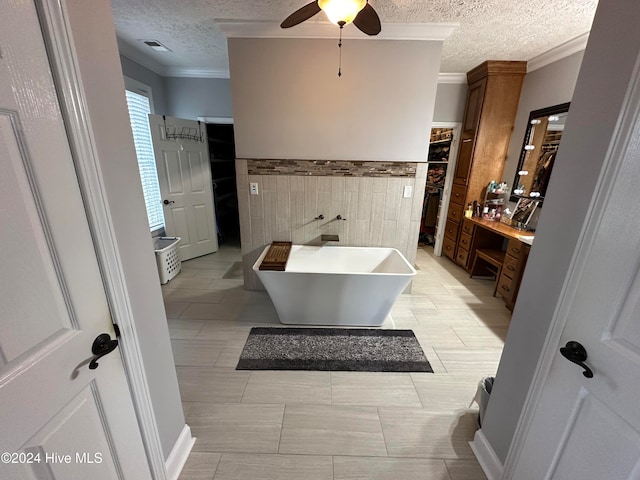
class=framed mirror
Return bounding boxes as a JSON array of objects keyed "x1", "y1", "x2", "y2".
[{"x1": 510, "y1": 102, "x2": 570, "y2": 202}]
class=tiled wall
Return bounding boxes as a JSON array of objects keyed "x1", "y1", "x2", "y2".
[
  {"x1": 237, "y1": 159, "x2": 428, "y2": 290},
  {"x1": 246, "y1": 159, "x2": 418, "y2": 177}
]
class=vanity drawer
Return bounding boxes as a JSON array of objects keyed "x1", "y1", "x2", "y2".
[
  {"x1": 497, "y1": 273, "x2": 514, "y2": 300},
  {"x1": 444, "y1": 220, "x2": 460, "y2": 241},
  {"x1": 450, "y1": 184, "x2": 467, "y2": 205},
  {"x1": 459, "y1": 232, "x2": 473, "y2": 250},
  {"x1": 507, "y1": 239, "x2": 523, "y2": 258},
  {"x1": 456, "y1": 247, "x2": 470, "y2": 267},
  {"x1": 442, "y1": 236, "x2": 457, "y2": 261},
  {"x1": 462, "y1": 219, "x2": 474, "y2": 235},
  {"x1": 503, "y1": 254, "x2": 519, "y2": 278},
  {"x1": 447, "y1": 202, "x2": 464, "y2": 224}
]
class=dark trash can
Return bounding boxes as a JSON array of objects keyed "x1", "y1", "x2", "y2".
[{"x1": 474, "y1": 376, "x2": 494, "y2": 427}]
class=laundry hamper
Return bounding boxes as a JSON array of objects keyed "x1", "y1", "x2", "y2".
[{"x1": 153, "y1": 237, "x2": 182, "y2": 284}]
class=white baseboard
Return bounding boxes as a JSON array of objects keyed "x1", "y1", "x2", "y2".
[
  {"x1": 165, "y1": 424, "x2": 196, "y2": 480},
  {"x1": 470, "y1": 429, "x2": 504, "y2": 480}
]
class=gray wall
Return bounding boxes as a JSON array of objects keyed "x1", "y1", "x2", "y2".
[
  {"x1": 119, "y1": 57, "x2": 234, "y2": 120},
  {"x1": 481, "y1": 0, "x2": 640, "y2": 463},
  {"x1": 433, "y1": 82, "x2": 467, "y2": 122},
  {"x1": 229, "y1": 38, "x2": 442, "y2": 161},
  {"x1": 77, "y1": 9, "x2": 185, "y2": 460},
  {"x1": 165, "y1": 77, "x2": 233, "y2": 120},
  {"x1": 503, "y1": 50, "x2": 585, "y2": 206},
  {"x1": 120, "y1": 55, "x2": 168, "y2": 114}
]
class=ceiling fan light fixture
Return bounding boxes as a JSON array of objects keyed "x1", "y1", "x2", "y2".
[{"x1": 318, "y1": 0, "x2": 367, "y2": 26}]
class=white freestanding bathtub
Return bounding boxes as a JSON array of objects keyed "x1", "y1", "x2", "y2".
[{"x1": 253, "y1": 245, "x2": 416, "y2": 326}]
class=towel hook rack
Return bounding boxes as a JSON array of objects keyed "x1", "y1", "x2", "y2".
[{"x1": 163, "y1": 115, "x2": 205, "y2": 143}]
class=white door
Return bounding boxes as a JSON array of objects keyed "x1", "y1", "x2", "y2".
[
  {"x1": 150, "y1": 114, "x2": 218, "y2": 260},
  {"x1": 0, "y1": 2, "x2": 151, "y2": 479},
  {"x1": 508, "y1": 72, "x2": 640, "y2": 478}
]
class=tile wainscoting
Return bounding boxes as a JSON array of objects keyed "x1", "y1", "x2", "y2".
[{"x1": 236, "y1": 159, "x2": 428, "y2": 290}]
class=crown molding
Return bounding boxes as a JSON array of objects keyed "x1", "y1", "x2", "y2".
[
  {"x1": 120, "y1": 61, "x2": 460, "y2": 82},
  {"x1": 165, "y1": 68, "x2": 230, "y2": 79},
  {"x1": 438, "y1": 73, "x2": 467, "y2": 84},
  {"x1": 527, "y1": 32, "x2": 590, "y2": 72},
  {"x1": 216, "y1": 20, "x2": 458, "y2": 41},
  {"x1": 118, "y1": 40, "x2": 231, "y2": 79}
]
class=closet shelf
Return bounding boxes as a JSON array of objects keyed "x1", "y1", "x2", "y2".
[{"x1": 429, "y1": 139, "x2": 452, "y2": 145}]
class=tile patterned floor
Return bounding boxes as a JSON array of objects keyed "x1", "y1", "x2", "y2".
[{"x1": 167, "y1": 245, "x2": 507, "y2": 480}]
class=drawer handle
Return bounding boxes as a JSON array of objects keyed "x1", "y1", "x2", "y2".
[
  {"x1": 462, "y1": 138, "x2": 472, "y2": 143},
  {"x1": 462, "y1": 239, "x2": 468, "y2": 245},
  {"x1": 501, "y1": 285, "x2": 510, "y2": 292},
  {"x1": 511, "y1": 248, "x2": 521, "y2": 254},
  {"x1": 507, "y1": 265, "x2": 515, "y2": 271}
]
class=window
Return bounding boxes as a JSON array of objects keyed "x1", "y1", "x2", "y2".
[{"x1": 123, "y1": 80, "x2": 164, "y2": 232}]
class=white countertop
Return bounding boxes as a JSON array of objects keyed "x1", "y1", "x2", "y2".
[{"x1": 518, "y1": 235, "x2": 535, "y2": 246}]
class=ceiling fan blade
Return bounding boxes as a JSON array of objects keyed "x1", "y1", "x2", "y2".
[
  {"x1": 353, "y1": 3, "x2": 381, "y2": 36},
  {"x1": 281, "y1": 1, "x2": 322, "y2": 28}
]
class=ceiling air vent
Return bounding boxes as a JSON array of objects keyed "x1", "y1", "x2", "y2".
[{"x1": 140, "y1": 40, "x2": 172, "y2": 52}]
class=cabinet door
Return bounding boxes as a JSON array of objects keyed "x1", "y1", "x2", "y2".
[
  {"x1": 453, "y1": 135, "x2": 474, "y2": 185},
  {"x1": 463, "y1": 78, "x2": 487, "y2": 134},
  {"x1": 454, "y1": 78, "x2": 487, "y2": 186}
]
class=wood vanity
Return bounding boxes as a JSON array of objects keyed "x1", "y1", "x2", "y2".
[
  {"x1": 442, "y1": 59, "x2": 529, "y2": 310},
  {"x1": 461, "y1": 217, "x2": 531, "y2": 310}
]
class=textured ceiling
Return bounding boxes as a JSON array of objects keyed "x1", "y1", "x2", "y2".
[{"x1": 111, "y1": 0, "x2": 598, "y2": 76}]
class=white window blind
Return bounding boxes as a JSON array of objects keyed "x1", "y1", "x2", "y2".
[{"x1": 125, "y1": 90, "x2": 165, "y2": 232}]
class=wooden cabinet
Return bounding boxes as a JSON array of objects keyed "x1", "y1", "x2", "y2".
[
  {"x1": 444, "y1": 60, "x2": 526, "y2": 263},
  {"x1": 442, "y1": 235, "x2": 457, "y2": 261},
  {"x1": 462, "y1": 78, "x2": 487, "y2": 134},
  {"x1": 454, "y1": 220, "x2": 474, "y2": 268},
  {"x1": 444, "y1": 182, "x2": 465, "y2": 262},
  {"x1": 450, "y1": 184, "x2": 467, "y2": 205},
  {"x1": 461, "y1": 217, "x2": 532, "y2": 310},
  {"x1": 497, "y1": 239, "x2": 531, "y2": 310},
  {"x1": 453, "y1": 136, "x2": 475, "y2": 186},
  {"x1": 454, "y1": 78, "x2": 487, "y2": 185}
]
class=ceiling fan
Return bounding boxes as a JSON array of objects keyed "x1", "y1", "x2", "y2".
[{"x1": 281, "y1": 0, "x2": 381, "y2": 36}]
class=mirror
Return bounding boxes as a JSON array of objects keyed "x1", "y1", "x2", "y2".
[
  {"x1": 511, "y1": 102, "x2": 570, "y2": 202},
  {"x1": 510, "y1": 198, "x2": 539, "y2": 230}
]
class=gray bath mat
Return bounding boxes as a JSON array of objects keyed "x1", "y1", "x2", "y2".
[
  {"x1": 222, "y1": 261, "x2": 244, "y2": 279},
  {"x1": 236, "y1": 327, "x2": 433, "y2": 372}
]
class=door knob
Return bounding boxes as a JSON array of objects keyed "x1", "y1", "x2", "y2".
[
  {"x1": 89, "y1": 333, "x2": 119, "y2": 370},
  {"x1": 559, "y1": 341, "x2": 593, "y2": 378},
  {"x1": 163, "y1": 199, "x2": 175, "y2": 205}
]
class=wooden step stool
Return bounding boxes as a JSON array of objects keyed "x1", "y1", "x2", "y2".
[{"x1": 470, "y1": 249, "x2": 506, "y2": 297}]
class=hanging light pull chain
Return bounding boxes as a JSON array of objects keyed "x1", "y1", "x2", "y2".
[{"x1": 337, "y1": 21, "x2": 345, "y2": 77}]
